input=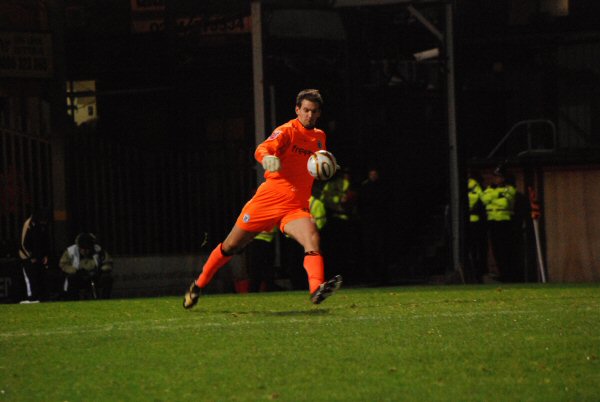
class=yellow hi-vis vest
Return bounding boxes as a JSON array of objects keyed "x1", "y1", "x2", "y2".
[
  {"x1": 255, "y1": 227, "x2": 276, "y2": 243},
  {"x1": 468, "y1": 178, "x2": 483, "y2": 223},
  {"x1": 321, "y1": 177, "x2": 350, "y2": 220},
  {"x1": 309, "y1": 195, "x2": 326, "y2": 231},
  {"x1": 481, "y1": 184, "x2": 516, "y2": 221}
]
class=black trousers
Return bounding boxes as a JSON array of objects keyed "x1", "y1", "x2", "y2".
[
  {"x1": 21, "y1": 261, "x2": 46, "y2": 301},
  {"x1": 488, "y1": 220, "x2": 521, "y2": 282},
  {"x1": 466, "y1": 221, "x2": 488, "y2": 283}
]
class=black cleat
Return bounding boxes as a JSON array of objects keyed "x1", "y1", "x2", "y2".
[
  {"x1": 183, "y1": 281, "x2": 202, "y2": 309},
  {"x1": 310, "y1": 275, "x2": 342, "y2": 305}
]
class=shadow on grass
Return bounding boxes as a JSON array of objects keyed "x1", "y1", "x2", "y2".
[
  {"x1": 264, "y1": 309, "x2": 330, "y2": 316},
  {"x1": 207, "y1": 309, "x2": 331, "y2": 317}
]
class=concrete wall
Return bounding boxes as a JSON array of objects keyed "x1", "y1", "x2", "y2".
[{"x1": 111, "y1": 254, "x2": 247, "y2": 298}]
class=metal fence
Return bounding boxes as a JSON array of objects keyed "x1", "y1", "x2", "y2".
[{"x1": 65, "y1": 124, "x2": 256, "y2": 255}]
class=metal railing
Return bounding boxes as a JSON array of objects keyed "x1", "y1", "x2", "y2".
[{"x1": 487, "y1": 119, "x2": 557, "y2": 159}]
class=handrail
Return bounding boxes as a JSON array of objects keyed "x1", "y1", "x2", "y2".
[{"x1": 487, "y1": 119, "x2": 557, "y2": 159}]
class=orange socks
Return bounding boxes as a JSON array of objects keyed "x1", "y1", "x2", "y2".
[
  {"x1": 195, "y1": 243, "x2": 233, "y2": 288},
  {"x1": 196, "y1": 245, "x2": 324, "y2": 293},
  {"x1": 304, "y1": 252, "x2": 325, "y2": 294}
]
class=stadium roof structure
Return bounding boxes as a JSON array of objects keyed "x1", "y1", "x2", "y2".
[
  {"x1": 261, "y1": 0, "x2": 450, "y2": 6},
  {"x1": 333, "y1": 0, "x2": 450, "y2": 5}
]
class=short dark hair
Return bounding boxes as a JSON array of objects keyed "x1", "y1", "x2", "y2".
[{"x1": 296, "y1": 89, "x2": 323, "y2": 108}]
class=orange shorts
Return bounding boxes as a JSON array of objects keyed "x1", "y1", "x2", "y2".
[{"x1": 235, "y1": 182, "x2": 311, "y2": 233}]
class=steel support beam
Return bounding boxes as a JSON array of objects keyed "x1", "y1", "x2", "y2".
[
  {"x1": 444, "y1": 2, "x2": 463, "y2": 280},
  {"x1": 251, "y1": 0, "x2": 266, "y2": 185}
]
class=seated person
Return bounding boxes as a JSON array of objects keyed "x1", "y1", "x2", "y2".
[{"x1": 59, "y1": 233, "x2": 113, "y2": 300}]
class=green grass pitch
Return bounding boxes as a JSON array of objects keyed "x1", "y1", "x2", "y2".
[{"x1": 1, "y1": 284, "x2": 599, "y2": 401}]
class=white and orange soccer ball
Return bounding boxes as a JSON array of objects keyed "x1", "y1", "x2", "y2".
[{"x1": 307, "y1": 150, "x2": 338, "y2": 181}]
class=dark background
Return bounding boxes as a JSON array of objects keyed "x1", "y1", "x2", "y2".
[{"x1": 58, "y1": 0, "x2": 600, "y2": 276}]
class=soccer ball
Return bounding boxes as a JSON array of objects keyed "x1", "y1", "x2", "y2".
[{"x1": 307, "y1": 150, "x2": 337, "y2": 181}]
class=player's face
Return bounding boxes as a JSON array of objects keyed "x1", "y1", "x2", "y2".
[{"x1": 295, "y1": 100, "x2": 321, "y2": 129}]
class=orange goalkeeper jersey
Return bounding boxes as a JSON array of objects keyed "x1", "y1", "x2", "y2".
[{"x1": 255, "y1": 118, "x2": 327, "y2": 206}]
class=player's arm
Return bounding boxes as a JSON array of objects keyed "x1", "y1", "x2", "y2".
[
  {"x1": 59, "y1": 249, "x2": 77, "y2": 274},
  {"x1": 255, "y1": 129, "x2": 290, "y2": 172},
  {"x1": 99, "y1": 249, "x2": 113, "y2": 272},
  {"x1": 20, "y1": 224, "x2": 33, "y2": 260}
]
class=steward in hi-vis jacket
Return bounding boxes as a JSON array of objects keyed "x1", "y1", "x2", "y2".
[
  {"x1": 466, "y1": 176, "x2": 487, "y2": 283},
  {"x1": 481, "y1": 166, "x2": 518, "y2": 282}
]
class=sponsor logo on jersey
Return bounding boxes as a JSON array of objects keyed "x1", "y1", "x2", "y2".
[
  {"x1": 292, "y1": 144, "x2": 313, "y2": 156},
  {"x1": 267, "y1": 130, "x2": 282, "y2": 141}
]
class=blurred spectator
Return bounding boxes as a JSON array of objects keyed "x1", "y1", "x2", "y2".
[
  {"x1": 466, "y1": 172, "x2": 487, "y2": 283},
  {"x1": 481, "y1": 166, "x2": 518, "y2": 282},
  {"x1": 309, "y1": 194, "x2": 327, "y2": 232},
  {"x1": 18, "y1": 208, "x2": 51, "y2": 303},
  {"x1": 358, "y1": 167, "x2": 389, "y2": 286},
  {"x1": 320, "y1": 168, "x2": 358, "y2": 282},
  {"x1": 321, "y1": 168, "x2": 356, "y2": 221},
  {"x1": 59, "y1": 233, "x2": 113, "y2": 300}
]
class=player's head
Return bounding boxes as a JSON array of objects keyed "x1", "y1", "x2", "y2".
[
  {"x1": 296, "y1": 89, "x2": 323, "y2": 109},
  {"x1": 295, "y1": 89, "x2": 323, "y2": 129},
  {"x1": 492, "y1": 165, "x2": 507, "y2": 186}
]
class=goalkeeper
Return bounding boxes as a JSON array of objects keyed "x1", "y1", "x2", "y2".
[{"x1": 184, "y1": 89, "x2": 342, "y2": 309}]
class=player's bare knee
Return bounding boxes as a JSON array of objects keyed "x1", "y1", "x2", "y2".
[
  {"x1": 221, "y1": 246, "x2": 245, "y2": 257},
  {"x1": 220, "y1": 243, "x2": 235, "y2": 256},
  {"x1": 304, "y1": 230, "x2": 320, "y2": 250},
  {"x1": 221, "y1": 240, "x2": 243, "y2": 255}
]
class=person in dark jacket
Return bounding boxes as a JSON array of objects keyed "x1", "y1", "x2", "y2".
[{"x1": 18, "y1": 208, "x2": 51, "y2": 302}]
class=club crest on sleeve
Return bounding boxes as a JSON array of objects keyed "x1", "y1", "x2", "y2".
[
  {"x1": 317, "y1": 140, "x2": 323, "y2": 149},
  {"x1": 267, "y1": 130, "x2": 282, "y2": 141},
  {"x1": 243, "y1": 214, "x2": 251, "y2": 223}
]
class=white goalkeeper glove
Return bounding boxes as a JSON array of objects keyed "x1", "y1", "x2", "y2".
[{"x1": 262, "y1": 155, "x2": 281, "y2": 172}]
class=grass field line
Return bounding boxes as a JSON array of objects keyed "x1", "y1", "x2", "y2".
[{"x1": 0, "y1": 307, "x2": 587, "y2": 339}]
